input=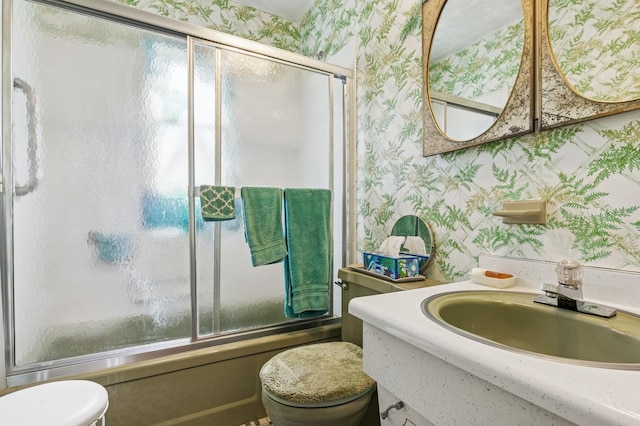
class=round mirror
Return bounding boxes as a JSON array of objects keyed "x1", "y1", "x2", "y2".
[
  {"x1": 427, "y1": 0, "x2": 525, "y2": 141},
  {"x1": 390, "y1": 215, "x2": 435, "y2": 275},
  {"x1": 547, "y1": 0, "x2": 640, "y2": 102}
]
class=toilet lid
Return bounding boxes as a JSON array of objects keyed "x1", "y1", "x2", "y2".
[
  {"x1": 259, "y1": 342, "x2": 375, "y2": 407},
  {"x1": 0, "y1": 380, "x2": 109, "y2": 426}
]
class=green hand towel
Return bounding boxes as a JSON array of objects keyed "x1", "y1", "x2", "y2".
[
  {"x1": 241, "y1": 187, "x2": 287, "y2": 267},
  {"x1": 283, "y1": 188, "x2": 331, "y2": 318},
  {"x1": 200, "y1": 185, "x2": 236, "y2": 221}
]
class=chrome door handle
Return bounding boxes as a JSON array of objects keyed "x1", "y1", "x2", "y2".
[
  {"x1": 380, "y1": 401, "x2": 404, "y2": 419},
  {"x1": 13, "y1": 78, "x2": 39, "y2": 196}
]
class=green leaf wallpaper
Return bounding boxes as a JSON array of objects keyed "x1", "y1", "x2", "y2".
[
  {"x1": 115, "y1": 0, "x2": 299, "y2": 50},
  {"x1": 297, "y1": 0, "x2": 640, "y2": 281},
  {"x1": 119, "y1": 0, "x2": 640, "y2": 281}
]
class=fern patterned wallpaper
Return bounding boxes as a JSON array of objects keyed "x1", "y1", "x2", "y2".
[
  {"x1": 116, "y1": 0, "x2": 300, "y2": 50},
  {"x1": 300, "y1": 0, "x2": 640, "y2": 283},
  {"x1": 117, "y1": 0, "x2": 640, "y2": 283}
]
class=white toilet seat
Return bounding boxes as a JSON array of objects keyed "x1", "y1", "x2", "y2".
[{"x1": 0, "y1": 380, "x2": 109, "y2": 426}]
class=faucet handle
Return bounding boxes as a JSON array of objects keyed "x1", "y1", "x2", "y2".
[{"x1": 555, "y1": 259, "x2": 583, "y2": 288}]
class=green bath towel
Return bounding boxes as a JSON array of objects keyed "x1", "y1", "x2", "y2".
[
  {"x1": 283, "y1": 188, "x2": 331, "y2": 318},
  {"x1": 241, "y1": 187, "x2": 288, "y2": 267},
  {"x1": 200, "y1": 185, "x2": 236, "y2": 221}
]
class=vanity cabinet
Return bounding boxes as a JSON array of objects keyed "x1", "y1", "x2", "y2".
[
  {"x1": 352, "y1": 256, "x2": 640, "y2": 426},
  {"x1": 363, "y1": 323, "x2": 573, "y2": 425},
  {"x1": 377, "y1": 384, "x2": 433, "y2": 426}
]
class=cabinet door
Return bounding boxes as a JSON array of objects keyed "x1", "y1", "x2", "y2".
[{"x1": 377, "y1": 384, "x2": 435, "y2": 426}]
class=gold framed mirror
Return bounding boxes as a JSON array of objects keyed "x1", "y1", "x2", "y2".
[
  {"x1": 422, "y1": 0, "x2": 535, "y2": 157},
  {"x1": 539, "y1": 0, "x2": 640, "y2": 129}
]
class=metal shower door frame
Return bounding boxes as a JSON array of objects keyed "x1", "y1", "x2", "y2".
[{"x1": 0, "y1": 0, "x2": 354, "y2": 385}]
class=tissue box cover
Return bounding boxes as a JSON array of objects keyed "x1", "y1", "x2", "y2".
[{"x1": 363, "y1": 252, "x2": 422, "y2": 279}]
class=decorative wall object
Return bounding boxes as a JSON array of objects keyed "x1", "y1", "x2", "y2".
[
  {"x1": 422, "y1": 0, "x2": 534, "y2": 156},
  {"x1": 539, "y1": 0, "x2": 640, "y2": 129}
]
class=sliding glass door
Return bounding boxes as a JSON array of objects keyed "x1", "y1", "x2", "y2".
[
  {"x1": 215, "y1": 48, "x2": 332, "y2": 333},
  {"x1": 191, "y1": 42, "x2": 335, "y2": 337},
  {"x1": 3, "y1": 0, "x2": 347, "y2": 382},
  {"x1": 10, "y1": 0, "x2": 191, "y2": 366}
]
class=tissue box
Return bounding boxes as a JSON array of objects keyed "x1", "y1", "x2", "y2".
[{"x1": 363, "y1": 252, "x2": 423, "y2": 279}]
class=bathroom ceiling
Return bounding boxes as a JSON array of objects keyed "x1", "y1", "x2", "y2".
[{"x1": 233, "y1": 0, "x2": 315, "y2": 22}]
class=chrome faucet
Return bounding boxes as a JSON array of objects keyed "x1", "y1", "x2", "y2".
[{"x1": 534, "y1": 259, "x2": 617, "y2": 318}]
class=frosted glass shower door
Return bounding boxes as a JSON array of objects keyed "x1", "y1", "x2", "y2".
[
  {"x1": 10, "y1": 0, "x2": 191, "y2": 365},
  {"x1": 204, "y1": 49, "x2": 333, "y2": 333},
  {"x1": 5, "y1": 0, "x2": 347, "y2": 377}
]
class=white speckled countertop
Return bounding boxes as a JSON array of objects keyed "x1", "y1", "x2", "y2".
[{"x1": 349, "y1": 256, "x2": 640, "y2": 426}]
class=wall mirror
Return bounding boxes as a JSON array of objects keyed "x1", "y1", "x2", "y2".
[
  {"x1": 539, "y1": 0, "x2": 640, "y2": 129},
  {"x1": 422, "y1": 0, "x2": 534, "y2": 156},
  {"x1": 390, "y1": 215, "x2": 435, "y2": 274}
]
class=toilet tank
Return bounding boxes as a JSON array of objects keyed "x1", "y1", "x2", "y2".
[{"x1": 337, "y1": 267, "x2": 445, "y2": 347}]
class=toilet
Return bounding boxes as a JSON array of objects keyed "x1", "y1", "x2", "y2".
[
  {"x1": 0, "y1": 380, "x2": 109, "y2": 426},
  {"x1": 260, "y1": 341, "x2": 375, "y2": 426},
  {"x1": 259, "y1": 267, "x2": 442, "y2": 425}
]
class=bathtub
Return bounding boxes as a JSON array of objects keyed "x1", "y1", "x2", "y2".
[{"x1": 1, "y1": 323, "x2": 341, "y2": 425}]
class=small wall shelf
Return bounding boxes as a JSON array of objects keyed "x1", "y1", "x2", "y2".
[{"x1": 492, "y1": 200, "x2": 547, "y2": 225}]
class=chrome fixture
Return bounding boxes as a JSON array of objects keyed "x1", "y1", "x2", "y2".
[
  {"x1": 334, "y1": 280, "x2": 348, "y2": 290},
  {"x1": 380, "y1": 400, "x2": 404, "y2": 420},
  {"x1": 534, "y1": 259, "x2": 617, "y2": 318}
]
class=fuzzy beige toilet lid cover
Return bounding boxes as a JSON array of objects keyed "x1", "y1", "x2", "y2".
[{"x1": 260, "y1": 342, "x2": 376, "y2": 405}]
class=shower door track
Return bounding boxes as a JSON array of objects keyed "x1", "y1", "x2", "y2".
[{"x1": 17, "y1": 0, "x2": 353, "y2": 78}]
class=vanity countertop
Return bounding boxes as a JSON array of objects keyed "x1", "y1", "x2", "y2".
[{"x1": 349, "y1": 257, "x2": 640, "y2": 426}]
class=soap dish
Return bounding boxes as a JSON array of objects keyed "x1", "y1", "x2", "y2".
[{"x1": 470, "y1": 268, "x2": 516, "y2": 289}]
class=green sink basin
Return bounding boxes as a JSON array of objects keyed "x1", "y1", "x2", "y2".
[{"x1": 422, "y1": 290, "x2": 640, "y2": 369}]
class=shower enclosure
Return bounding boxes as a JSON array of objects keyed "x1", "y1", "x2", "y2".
[{"x1": 1, "y1": 0, "x2": 352, "y2": 385}]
